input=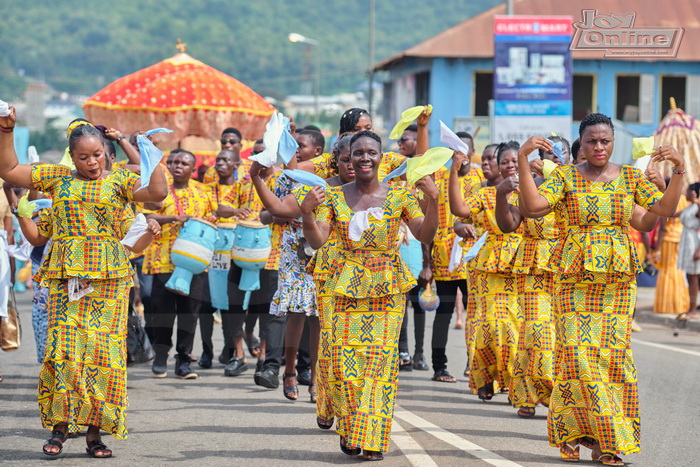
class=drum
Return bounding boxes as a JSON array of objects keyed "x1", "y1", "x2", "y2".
[
  {"x1": 166, "y1": 219, "x2": 218, "y2": 296},
  {"x1": 208, "y1": 222, "x2": 237, "y2": 310},
  {"x1": 231, "y1": 220, "x2": 272, "y2": 310}
]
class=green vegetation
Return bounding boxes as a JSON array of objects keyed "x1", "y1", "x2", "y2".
[{"x1": 0, "y1": 0, "x2": 498, "y2": 100}]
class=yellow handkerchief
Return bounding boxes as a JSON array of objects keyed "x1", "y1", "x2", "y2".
[
  {"x1": 632, "y1": 137, "x2": 655, "y2": 159},
  {"x1": 16, "y1": 193, "x2": 33, "y2": 219},
  {"x1": 59, "y1": 147, "x2": 76, "y2": 169},
  {"x1": 389, "y1": 105, "x2": 433, "y2": 140},
  {"x1": 542, "y1": 159, "x2": 557, "y2": 179},
  {"x1": 406, "y1": 147, "x2": 453, "y2": 186}
]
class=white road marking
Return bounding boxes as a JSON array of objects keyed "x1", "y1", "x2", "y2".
[
  {"x1": 392, "y1": 419, "x2": 439, "y2": 467},
  {"x1": 632, "y1": 337, "x2": 700, "y2": 358},
  {"x1": 395, "y1": 406, "x2": 523, "y2": 467}
]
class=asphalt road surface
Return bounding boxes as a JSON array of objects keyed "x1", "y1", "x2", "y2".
[{"x1": 1, "y1": 289, "x2": 699, "y2": 466}]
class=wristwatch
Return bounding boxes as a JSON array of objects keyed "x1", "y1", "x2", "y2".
[{"x1": 117, "y1": 135, "x2": 126, "y2": 141}]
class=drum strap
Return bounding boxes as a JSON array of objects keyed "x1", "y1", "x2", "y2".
[{"x1": 170, "y1": 185, "x2": 185, "y2": 217}]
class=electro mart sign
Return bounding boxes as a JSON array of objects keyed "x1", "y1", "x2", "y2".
[{"x1": 492, "y1": 16, "x2": 573, "y2": 143}]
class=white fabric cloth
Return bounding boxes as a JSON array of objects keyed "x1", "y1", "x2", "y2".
[
  {"x1": 0, "y1": 231, "x2": 10, "y2": 318},
  {"x1": 120, "y1": 213, "x2": 149, "y2": 248},
  {"x1": 464, "y1": 233, "x2": 487, "y2": 262},
  {"x1": 250, "y1": 112, "x2": 298, "y2": 168},
  {"x1": 634, "y1": 154, "x2": 651, "y2": 173},
  {"x1": 439, "y1": 120, "x2": 470, "y2": 155},
  {"x1": 448, "y1": 236, "x2": 464, "y2": 273},
  {"x1": 0, "y1": 99, "x2": 10, "y2": 117},
  {"x1": 5, "y1": 237, "x2": 32, "y2": 261},
  {"x1": 137, "y1": 128, "x2": 172, "y2": 191},
  {"x1": 348, "y1": 207, "x2": 384, "y2": 241}
]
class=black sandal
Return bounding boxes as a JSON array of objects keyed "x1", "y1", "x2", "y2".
[
  {"x1": 86, "y1": 438, "x2": 113, "y2": 458},
  {"x1": 432, "y1": 369, "x2": 457, "y2": 383},
  {"x1": 283, "y1": 373, "x2": 298, "y2": 401},
  {"x1": 43, "y1": 429, "x2": 68, "y2": 456},
  {"x1": 363, "y1": 450, "x2": 384, "y2": 461},
  {"x1": 317, "y1": 416, "x2": 334, "y2": 430},
  {"x1": 340, "y1": 436, "x2": 361, "y2": 456},
  {"x1": 478, "y1": 383, "x2": 494, "y2": 401}
]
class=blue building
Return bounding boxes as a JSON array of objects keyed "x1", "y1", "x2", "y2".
[{"x1": 375, "y1": 0, "x2": 700, "y2": 160}]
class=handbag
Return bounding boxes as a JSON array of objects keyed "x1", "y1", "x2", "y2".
[
  {"x1": 0, "y1": 289, "x2": 21, "y2": 352},
  {"x1": 126, "y1": 308, "x2": 154, "y2": 364}
]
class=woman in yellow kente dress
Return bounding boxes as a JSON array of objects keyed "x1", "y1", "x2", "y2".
[
  {"x1": 449, "y1": 142, "x2": 523, "y2": 401},
  {"x1": 516, "y1": 113, "x2": 684, "y2": 466},
  {"x1": 0, "y1": 108, "x2": 166, "y2": 458},
  {"x1": 300, "y1": 131, "x2": 438, "y2": 461}
]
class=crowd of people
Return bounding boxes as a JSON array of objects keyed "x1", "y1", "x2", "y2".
[{"x1": 0, "y1": 102, "x2": 689, "y2": 464}]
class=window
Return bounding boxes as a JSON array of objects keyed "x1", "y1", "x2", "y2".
[
  {"x1": 660, "y1": 76, "x2": 686, "y2": 118},
  {"x1": 474, "y1": 72, "x2": 493, "y2": 117},
  {"x1": 573, "y1": 74, "x2": 595, "y2": 120},
  {"x1": 415, "y1": 72, "x2": 431, "y2": 106},
  {"x1": 616, "y1": 75, "x2": 640, "y2": 122}
]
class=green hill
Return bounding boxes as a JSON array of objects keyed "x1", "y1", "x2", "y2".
[{"x1": 0, "y1": 0, "x2": 499, "y2": 101}]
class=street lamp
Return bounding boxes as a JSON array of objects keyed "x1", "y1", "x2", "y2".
[{"x1": 288, "y1": 32, "x2": 320, "y2": 122}]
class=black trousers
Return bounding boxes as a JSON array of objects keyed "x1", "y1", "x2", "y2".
[
  {"x1": 399, "y1": 285, "x2": 425, "y2": 355},
  {"x1": 149, "y1": 272, "x2": 205, "y2": 359},
  {"x1": 431, "y1": 279, "x2": 468, "y2": 372}
]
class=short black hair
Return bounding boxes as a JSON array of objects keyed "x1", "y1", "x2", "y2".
[
  {"x1": 175, "y1": 149, "x2": 196, "y2": 165},
  {"x1": 68, "y1": 124, "x2": 104, "y2": 152},
  {"x1": 579, "y1": 113, "x2": 614, "y2": 138},
  {"x1": 221, "y1": 127, "x2": 242, "y2": 140},
  {"x1": 298, "y1": 129, "x2": 325, "y2": 150},
  {"x1": 254, "y1": 139, "x2": 264, "y2": 145},
  {"x1": 339, "y1": 108, "x2": 370, "y2": 135},
  {"x1": 350, "y1": 130, "x2": 382, "y2": 152},
  {"x1": 103, "y1": 140, "x2": 116, "y2": 157},
  {"x1": 495, "y1": 140, "x2": 520, "y2": 164},
  {"x1": 303, "y1": 124, "x2": 321, "y2": 132},
  {"x1": 404, "y1": 124, "x2": 418, "y2": 133},
  {"x1": 483, "y1": 143, "x2": 499, "y2": 154},
  {"x1": 570, "y1": 139, "x2": 581, "y2": 161},
  {"x1": 456, "y1": 131, "x2": 473, "y2": 141},
  {"x1": 689, "y1": 182, "x2": 700, "y2": 197},
  {"x1": 330, "y1": 134, "x2": 353, "y2": 175}
]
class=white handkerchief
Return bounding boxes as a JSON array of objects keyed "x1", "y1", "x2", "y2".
[
  {"x1": 439, "y1": 120, "x2": 470, "y2": 156},
  {"x1": 250, "y1": 112, "x2": 298, "y2": 168},
  {"x1": 5, "y1": 241, "x2": 32, "y2": 262},
  {"x1": 27, "y1": 146, "x2": 39, "y2": 164},
  {"x1": 463, "y1": 233, "x2": 487, "y2": 262},
  {"x1": 348, "y1": 207, "x2": 384, "y2": 241},
  {"x1": 0, "y1": 99, "x2": 10, "y2": 117},
  {"x1": 120, "y1": 213, "x2": 149, "y2": 248},
  {"x1": 68, "y1": 277, "x2": 95, "y2": 302},
  {"x1": 634, "y1": 154, "x2": 651, "y2": 173},
  {"x1": 448, "y1": 237, "x2": 464, "y2": 273}
]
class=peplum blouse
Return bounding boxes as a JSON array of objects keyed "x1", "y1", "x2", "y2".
[
  {"x1": 510, "y1": 193, "x2": 563, "y2": 275},
  {"x1": 31, "y1": 164, "x2": 139, "y2": 283},
  {"x1": 461, "y1": 185, "x2": 522, "y2": 274},
  {"x1": 316, "y1": 185, "x2": 423, "y2": 299},
  {"x1": 537, "y1": 165, "x2": 662, "y2": 275}
]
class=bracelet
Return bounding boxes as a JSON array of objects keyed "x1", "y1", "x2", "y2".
[
  {"x1": 673, "y1": 168, "x2": 686, "y2": 175},
  {"x1": 0, "y1": 124, "x2": 13, "y2": 133}
]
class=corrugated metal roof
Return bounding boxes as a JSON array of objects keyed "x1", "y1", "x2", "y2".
[{"x1": 375, "y1": 0, "x2": 699, "y2": 69}]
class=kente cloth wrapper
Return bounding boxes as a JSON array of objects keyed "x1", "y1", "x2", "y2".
[
  {"x1": 547, "y1": 140, "x2": 566, "y2": 164},
  {"x1": 389, "y1": 105, "x2": 432, "y2": 140},
  {"x1": 348, "y1": 207, "x2": 384, "y2": 241},
  {"x1": 120, "y1": 213, "x2": 149, "y2": 248},
  {"x1": 632, "y1": 136, "x2": 655, "y2": 159},
  {"x1": 382, "y1": 160, "x2": 407, "y2": 183},
  {"x1": 440, "y1": 120, "x2": 470, "y2": 170},
  {"x1": 542, "y1": 159, "x2": 558, "y2": 180},
  {"x1": 634, "y1": 154, "x2": 651, "y2": 173},
  {"x1": 406, "y1": 147, "x2": 454, "y2": 186},
  {"x1": 282, "y1": 169, "x2": 327, "y2": 188},
  {"x1": 464, "y1": 232, "x2": 487, "y2": 262},
  {"x1": 137, "y1": 128, "x2": 172, "y2": 191},
  {"x1": 448, "y1": 234, "x2": 464, "y2": 272},
  {"x1": 59, "y1": 147, "x2": 76, "y2": 169},
  {"x1": 28, "y1": 146, "x2": 39, "y2": 164},
  {"x1": 0, "y1": 99, "x2": 10, "y2": 117},
  {"x1": 250, "y1": 112, "x2": 298, "y2": 168}
]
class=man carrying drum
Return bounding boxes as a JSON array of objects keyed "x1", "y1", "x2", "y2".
[{"x1": 144, "y1": 150, "x2": 217, "y2": 379}]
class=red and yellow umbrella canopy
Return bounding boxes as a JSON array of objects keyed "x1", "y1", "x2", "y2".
[{"x1": 83, "y1": 49, "x2": 275, "y2": 141}]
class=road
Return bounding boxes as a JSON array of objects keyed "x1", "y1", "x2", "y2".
[{"x1": 1, "y1": 287, "x2": 699, "y2": 466}]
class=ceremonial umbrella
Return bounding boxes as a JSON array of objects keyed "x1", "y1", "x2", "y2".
[
  {"x1": 82, "y1": 43, "x2": 275, "y2": 143},
  {"x1": 654, "y1": 97, "x2": 700, "y2": 185}
]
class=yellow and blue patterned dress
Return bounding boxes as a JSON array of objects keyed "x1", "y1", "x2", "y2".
[
  {"x1": 508, "y1": 195, "x2": 560, "y2": 409},
  {"x1": 460, "y1": 186, "x2": 522, "y2": 394},
  {"x1": 538, "y1": 165, "x2": 662, "y2": 455},
  {"x1": 32, "y1": 164, "x2": 140, "y2": 439},
  {"x1": 316, "y1": 184, "x2": 422, "y2": 452}
]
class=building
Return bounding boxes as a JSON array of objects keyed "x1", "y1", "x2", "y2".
[{"x1": 375, "y1": 0, "x2": 700, "y2": 160}]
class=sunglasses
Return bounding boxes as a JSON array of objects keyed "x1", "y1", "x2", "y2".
[
  {"x1": 397, "y1": 137, "x2": 415, "y2": 143},
  {"x1": 221, "y1": 138, "x2": 240, "y2": 145}
]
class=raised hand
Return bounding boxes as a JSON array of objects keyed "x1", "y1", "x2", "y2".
[
  {"x1": 529, "y1": 158, "x2": 544, "y2": 177},
  {"x1": 417, "y1": 106, "x2": 432, "y2": 126},
  {"x1": 415, "y1": 175, "x2": 439, "y2": 200},
  {"x1": 519, "y1": 136, "x2": 552, "y2": 159},
  {"x1": 497, "y1": 175, "x2": 519, "y2": 195},
  {"x1": 104, "y1": 128, "x2": 124, "y2": 141},
  {"x1": 651, "y1": 145, "x2": 684, "y2": 170},
  {"x1": 450, "y1": 151, "x2": 469, "y2": 173},
  {"x1": 300, "y1": 186, "x2": 326, "y2": 214},
  {"x1": 0, "y1": 105, "x2": 17, "y2": 132},
  {"x1": 644, "y1": 167, "x2": 666, "y2": 192}
]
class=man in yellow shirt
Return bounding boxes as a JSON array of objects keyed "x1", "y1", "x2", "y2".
[{"x1": 144, "y1": 150, "x2": 216, "y2": 379}]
